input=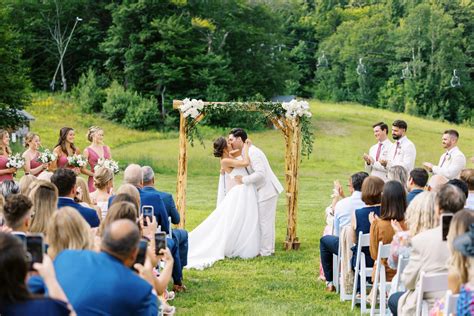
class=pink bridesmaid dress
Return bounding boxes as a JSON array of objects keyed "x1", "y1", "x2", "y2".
[
  {"x1": 29, "y1": 152, "x2": 43, "y2": 177},
  {"x1": 87, "y1": 146, "x2": 111, "y2": 192},
  {"x1": 0, "y1": 155, "x2": 14, "y2": 182},
  {"x1": 57, "y1": 154, "x2": 70, "y2": 169}
]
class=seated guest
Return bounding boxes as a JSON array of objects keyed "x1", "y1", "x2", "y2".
[
  {"x1": 369, "y1": 181, "x2": 407, "y2": 282},
  {"x1": 114, "y1": 184, "x2": 141, "y2": 211},
  {"x1": 387, "y1": 165, "x2": 408, "y2": 192},
  {"x1": 74, "y1": 177, "x2": 95, "y2": 207},
  {"x1": 460, "y1": 169, "x2": 474, "y2": 209},
  {"x1": 89, "y1": 167, "x2": 114, "y2": 219},
  {"x1": 319, "y1": 172, "x2": 369, "y2": 291},
  {"x1": 1, "y1": 180, "x2": 19, "y2": 198},
  {"x1": 406, "y1": 168, "x2": 428, "y2": 204},
  {"x1": 18, "y1": 174, "x2": 37, "y2": 196},
  {"x1": 3, "y1": 194, "x2": 32, "y2": 240},
  {"x1": 0, "y1": 233, "x2": 71, "y2": 315},
  {"x1": 99, "y1": 201, "x2": 141, "y2": 237},
  {"x1": 389, "y1": 184, "x2": 467, "y2": 315},
  {"x1": 31, "y1": 219, "x2": 159, "y2": 315},
  {"x1": 29, "y1": 181, "x2": 58, "y2": 236},
  {"x1": 351, "y1": 176, "x2": 385, "y2": 269},
  {"x1": 46, "y1": 207, "x2": 93, "y2": 259},
  {"x1": 452, "y1": 223, "x2": 474, "y2": 315},
  {"x1": 448, "y1": 178, "x2": 469, "y2": 200},
  {"x1": 51, "y1": 169, "x2": 99, "y2": 228},
  {"x1": 427, "y1": 174, "x2": 448, "y2": 192}
]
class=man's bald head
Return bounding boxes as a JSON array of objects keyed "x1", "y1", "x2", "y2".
[
  {"x1": 101, "y1": 219, "x2": 140, "y2": 262},
  {"x1": 427, "y1": 174, "x2": 448, "y2": 192},
  {"x1": 124, "y1": 164, "x2": 143, "y2": 187}
]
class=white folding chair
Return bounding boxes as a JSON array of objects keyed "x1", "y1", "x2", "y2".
[
  {"x1": 415, "y1": 271, "x2": 448, "y2": 316},
  {"x1": 351, "y1": 232, "x2": 373, "y2": 314},
  {"x1": 333, "y1": 252, "x2": 340, "y2": 293},
  {"x1": 370, "y1": 242, "x2": 392, "y2": 316},
  {"x1": 389, "y1": 253, "x2": 410, "y2": 296},
  {"x1": 168, "y1": 216, "x2": 173, "y2": 238},
  {"x1": 443, "y1": 290, "x2": 459, "y2": 316}
]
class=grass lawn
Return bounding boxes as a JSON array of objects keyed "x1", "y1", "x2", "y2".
[{"x1": 24, "y1": 95, "x2": 474, "y2": 315}]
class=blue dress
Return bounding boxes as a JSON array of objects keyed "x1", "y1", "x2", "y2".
[
  {"x1": 351, "y1": 205, "x2": 381, "y2": 268},
  {"x1": 0, "y1": 298, "x2": 70, "y2": 316}
]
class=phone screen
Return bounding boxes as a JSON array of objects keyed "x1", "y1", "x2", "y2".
[
  {"x1": 26, "y1": 235, "x2": 44, "y2": 271},
  {"x1": 442, "y1": 213, "x2": 454, "y2": 241},
  {"x1": 142, "y1": 205, "x2": 154, "y2": 227},
  {"x1": 154, "y1": 232, "x2": 167, "y2": 255},
  {"x1": 133, "y1": 239, "x2": 148, "y2": 271}
]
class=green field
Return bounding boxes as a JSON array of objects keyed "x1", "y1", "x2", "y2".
[{"x1": 25, "y1": 95, "x2": 474, "y2": 315}]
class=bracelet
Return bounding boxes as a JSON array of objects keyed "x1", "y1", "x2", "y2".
[{"x1": 25, "y1": 172, "x2": 30, "y2": 175}]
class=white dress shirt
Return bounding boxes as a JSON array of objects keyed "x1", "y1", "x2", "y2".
[
  {"x1": 386, "y1": 136, "x2": 417, "y2": 172},
  {"x1": 333, "y1": 191, "x2": 366, "y2": 237},
  {"x1": 432, "y1": 146, "x2": 466, "y2": 180},
  {"x1": 365, "y1": 139, "x2": 392, "y2": 180}
]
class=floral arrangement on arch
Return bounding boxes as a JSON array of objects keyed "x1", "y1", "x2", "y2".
[{"x1": 178, "y1": 98, "x2": 314, "y2": 157}]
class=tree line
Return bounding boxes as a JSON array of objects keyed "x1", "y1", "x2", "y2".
[{"x1": 1, "y1": 0, "x2": 472, "y2": 129}]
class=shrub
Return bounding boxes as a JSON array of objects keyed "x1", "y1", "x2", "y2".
[
  {"x1": 103, "y1": 81, "x2": 138, "y2": 123},
  {"x1": 71, "y1": 68, "x2": 105, "y2": 113},
  {"x1": 123, "y1": 96, "x2": 160, "y2": 130}
]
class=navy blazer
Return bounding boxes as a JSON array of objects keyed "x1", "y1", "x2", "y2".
[
  {"x1": 139, "y1": 187, "x2": 170, "y2": 234},
  {"x1": 29, "y1": 250, "x2": 158, "y2": 316},
  {"x1": 0, "y1": 298, "x2": 70, "y2": 316},
  {"x1": 142, "y1": 186, "x2": 180, "y2": 224},
  {"x1": 57, "y1": 197, "x2": 100, "y2": 228}
]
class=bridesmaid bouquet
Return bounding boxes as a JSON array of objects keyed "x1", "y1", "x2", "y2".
[
  {"x1": 6, "y1": 153, "x2": 25, "y2": 169},
  {"x1": 67, "y1": 154, "x2": 87, "y2": 168},
  {"x1": 37, "y1": 149, "x2": 57, "y2": 164},
  {"x1": 95, "y1": 158, "x2": 120, "y2": 174}
]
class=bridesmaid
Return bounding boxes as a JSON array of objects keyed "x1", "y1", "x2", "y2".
[
  {"x1": 22, "y1": 132, "x2": 48, "y2": 177},
  {"x1": 51, "y1": 127, "x2": 81, "y2": 174},
  {"x1": 83, "y1": 126, "x2": 111, "y2": 193},
  {"x1": 0, "y1": 130, "x2": 16, "y2": 183}
]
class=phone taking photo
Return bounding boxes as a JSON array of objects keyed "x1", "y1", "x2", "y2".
[
  {"x1": 142, "y1": 205, "x2": 154, "y2": 227},
  {"x1": 26, "y1": 234, "x2": 45, "y2": 271},
  {"x1": 133, "y1": 239, "x2": 148, "y2": 272},
  {"x1": 441, "y1": 213, "x2": 454, "y2": 241},
  {"x1": 154, "y1": 232, "x2": 167, "y2": 255}
]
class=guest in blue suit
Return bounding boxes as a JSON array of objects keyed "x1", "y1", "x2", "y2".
[
  {"x1": 142, "y1": 166, "x2": 189, "y2": 292},
  {"x1": 0, "y1": 232, "x2": 71, "y2": 316},
  {"x1": 407, "y1": 168, "x2": 428, "y2": 204},
  {"x1": 51, "y1": 168, "x2": 100, "y2": 228}
]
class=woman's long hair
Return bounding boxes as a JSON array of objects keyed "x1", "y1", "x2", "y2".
[
  {"x1": 380, "y1": 180, "x2": 406, "y2": 221},
  {"x1": 447, "y1": 209, "x2": 474, "y2": 285},
  {"x1": 0, "y1": 129, "x2": 12, "y2": 156},
  {"x1": 29, "y1": 181, "x2": 58, "y2": 235},
  {"x1": 55, "y1": 127, "x2": 76, "y2": 155}
]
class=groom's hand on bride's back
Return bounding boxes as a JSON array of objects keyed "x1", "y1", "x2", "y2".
[{"x1": 234, "y1": 175, "x2": 243, "y2": 185}]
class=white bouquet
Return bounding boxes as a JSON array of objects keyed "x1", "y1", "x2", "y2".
[
  {"x1": 282, "y1": 99, "x2": 312, "y2": 119},
  {"x1": 94, "y1": 158, "x2": 120, "y2": 174},
  {"x1": 37, "y1": 149, "x2": 57, "y2": 164},
  {"x1": 180, "y1": 98, "x2": 204, "y2": 119},
  {"x1": 6, "y1": 153, "x2": 25, "y2": 169},
  {"x1": 67, "y1": 154, "x2": 87, "y2": 168}
]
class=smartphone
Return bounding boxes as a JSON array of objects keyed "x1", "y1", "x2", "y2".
[
  {"x1": 26, "y1": 234, "x2": 45, "y2": 271},
  {"x1": 154, "y1": 232, "x2": 167, "y2": 255},
  {"x1": 441, "y1": 213, "x2": 454, "y2": 241},
  {"x1": 133, "y1": 239, "x2": 148, "y2": 272},
  {"x1": 142, "y1": 205, "x2": 154, "y2": 227}
]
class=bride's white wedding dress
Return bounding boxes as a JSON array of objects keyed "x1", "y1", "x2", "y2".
[{"x1": 186, "y1": 166, "x2": 260, "y2": 270}]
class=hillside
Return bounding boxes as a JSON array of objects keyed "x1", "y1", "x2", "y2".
[{"x1": 25, "y1": 95, "x2": 474, "y2": 315}]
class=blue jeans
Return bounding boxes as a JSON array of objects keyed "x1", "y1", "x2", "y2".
[
  {"x1": 320, "y1": 235, "x2": 339, "y2": 282},
  {"x1": 388, "y1": 291, "x2": 404, "y2": 315}
]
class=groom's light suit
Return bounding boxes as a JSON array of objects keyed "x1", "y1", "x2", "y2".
[{"x1": 242, "y1": 145, "x2": 284, "y2": 256}]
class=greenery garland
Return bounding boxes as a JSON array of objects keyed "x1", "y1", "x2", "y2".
[{"x1": 180, "y1": 99, "x2": 314, "y2": 158}]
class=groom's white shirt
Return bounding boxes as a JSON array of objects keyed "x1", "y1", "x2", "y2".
[{"x1": 242, "y1": 145, "x2": 284, "y2": 202}]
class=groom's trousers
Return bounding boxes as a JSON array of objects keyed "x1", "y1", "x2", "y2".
[{"x1": 258, "y1": 195, "x2": 278, "y2": 256}]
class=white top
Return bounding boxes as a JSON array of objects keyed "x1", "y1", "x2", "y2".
[
  {"x1": 466, "y1": 192, "x2": 474, "y2": 210},
  {"x1": 432, "y1": 146, "x2": 466, "y2": 180},
  {"x1": 365, "y1": 139, "x2": 392, "y2": 180},
  {"x1": 333, "y1": 191, "x2": 366, "y2": 237},
  {"x1": 386, "y1": 136, "x2": 417, "y2": 172}
]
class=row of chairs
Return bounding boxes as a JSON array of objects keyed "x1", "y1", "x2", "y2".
[{"x1": 331, "y1": 230, "x2": 458, "y2": 315}]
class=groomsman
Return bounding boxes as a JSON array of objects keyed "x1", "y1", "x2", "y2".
[
  {"x1": 423, "y1": 129, "x2": 466, "y2": 180},
  {"x1": 363, "y1": 122, "x2": 392, "y2": 180},
  {"x1": 379, "y1": 120, "x2": 416, "y2": 172}
]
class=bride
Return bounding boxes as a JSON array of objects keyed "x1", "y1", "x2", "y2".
[{"x1": 186, "y1": 137, "x2": 260, "y2": 270}]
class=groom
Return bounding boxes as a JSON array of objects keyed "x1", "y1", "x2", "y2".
[{"x1": 229, "y1": 128, "x2": 284, "y2": 256}]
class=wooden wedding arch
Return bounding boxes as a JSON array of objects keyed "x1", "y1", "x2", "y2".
[{"x1": 172, "y1": 99, "x2": 308, "y2": 250}]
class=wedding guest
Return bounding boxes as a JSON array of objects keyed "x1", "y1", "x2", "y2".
[
  {"x1": 423, "y1": 130, "x2": 466, "y2": 180},
  {"x1": 406, "y1": 168, "x2": 428, "y2": 204},
  {"x1": 51, "y1": 169, "x2": 99, "y2": 228},
  {"x1": 369, "y1": 181, "x2": 407, "y2": 282},
  {"x1": 74, "y1": 177, "x2": 94, "y2": 207},
  {"x1": 452, "y1": 223, "x2": 474, "y2": 315},
  {"x1": 363, "y1": 122, "x2": 392, "y2": 181},
  {"x1": 0, "y1": 129, "x2": 16, "y2": 182},
  {"x1": 51, "y1": 127, "x2": 81, "y2": 173},
  {"x1": 46, "y1": 207, "x2": 93, "y2": 260},
  {"x1": 90, "y1": 167, "x2": 114, "y2": 219},
  {"x1": 100, "y1": 201, "x2": 140, "y2": 237},
  {"x1": 387, "y1": 165, "x2": 408, "y2": 192},
  {"x1": 380, "y1": 120, "x2": 416, "y2": 173},
  {"x1": 113, "y1": 185, "x2": 141, "y2": 212},
  {"x1": 0, "y1": 180, "x2": 19, "y2": 198},
  {"x1": 0, "y1": 233, "x2": 71, "y2": 315},
  {"x1": 22, "y1": 132, "x2": 48, "y2": 177},
  {"x1": 427, "y1": 174, "x2": 448, "y2": 192},
  {"x1": 37, "y1": 171, "x2": 53, "y2": 182},
  {"x1": 29, "y1": 181, "x2": 58, "y2": 236},
  {"x1": 460, "y1": 169, "x2": 474, "y2": 209},
  {"x1": 3, "y1": 195, "x2": 32, "y2": 239},
  {"x1": 18, "y1": 174, "x2": 37, "y2": 196},
  {"x1": 388, "y1": 184, "x2": 466, "y2": 315},
  {"x1": 83, "y1": 126, "x2": 112, "y2": 193}
]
